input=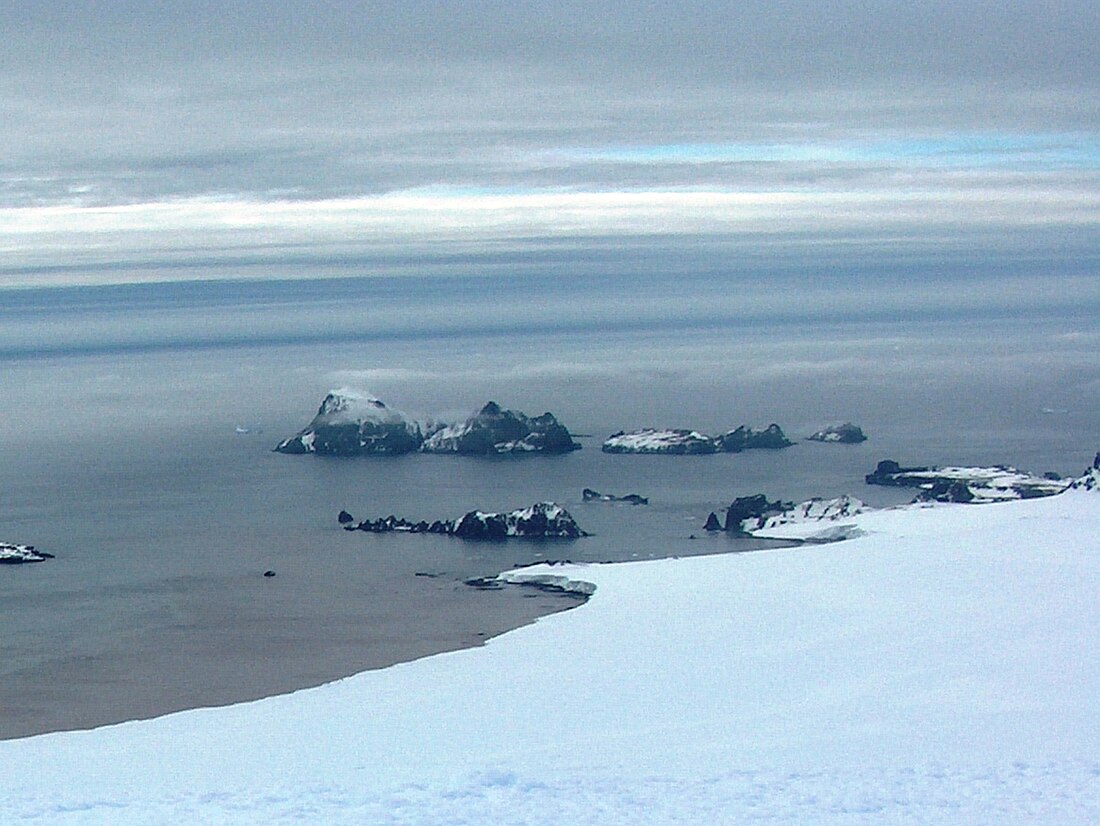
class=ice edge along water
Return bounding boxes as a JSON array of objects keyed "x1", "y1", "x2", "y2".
[{"x1": 2, "y1": 475, "x2": 1099, "y2": 824}]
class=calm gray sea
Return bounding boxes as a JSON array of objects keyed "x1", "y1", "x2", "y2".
[{"x1": 2, "y1": 267, "x2": 1098, "y2": 738}]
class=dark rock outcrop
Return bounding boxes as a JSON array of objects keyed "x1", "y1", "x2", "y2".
[
  {"x1": 703, "y1": 512, "x2": 723, "y2": 531},
  {"x1": 807, "y1": 423, "x2": 868, "y2": 444},
  {"x1": 723, "y1": 494, "x2": 794, "y2": 534},
  {"x1": 865, "y1": 459, "x2": 930, "y2": 485}
]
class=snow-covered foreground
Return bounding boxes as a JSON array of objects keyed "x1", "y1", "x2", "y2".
[{"x1": 3, "y1": 491, "x2": 1099, "y2": 824}]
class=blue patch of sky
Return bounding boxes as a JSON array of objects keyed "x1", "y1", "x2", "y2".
[{"x1": 560, "y1": 133, "x2": 1100, "y2": 171}]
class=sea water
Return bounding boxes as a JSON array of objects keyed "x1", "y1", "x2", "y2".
[{"x1": 2, "y1": 269, "x2": 1098, "y2": 738}]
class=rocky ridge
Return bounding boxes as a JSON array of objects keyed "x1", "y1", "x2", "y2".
[{"x1": 342, "y1": 502, "x2": 588, "y2": 540}]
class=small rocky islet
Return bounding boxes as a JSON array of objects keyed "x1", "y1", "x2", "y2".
[
  {"x1": 0, "y1": 542, "x2": 54, "y2": 564},
  {"x1": 807, "y1": 423, "x2": 868, "y2": 444},
  {"x1": 582, "y1": 488, "x2": 649, "y2": 505}
]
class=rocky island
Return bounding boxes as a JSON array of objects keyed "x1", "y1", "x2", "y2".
[
  {"x1": 341, "y1": 502, "x2": 588, "y2": 539},
  {"x1": 602, "y1": 424, "x2": 793, "y2": 454},
  {"x1": 807, "y1": 423, "x2": 867, "y2": 443},
  {"x1": 1, "y1": 542, "x2": 53, "y2": 564},
  {"x1": 275, "y1": 392, "x2": 581, "y2": 457},
  {"x1": 274, "y1": 389, "x2": 429, "y2": 455},
  {"x1": 422, "y1": 402, "x2": 580, "y2": 455}
]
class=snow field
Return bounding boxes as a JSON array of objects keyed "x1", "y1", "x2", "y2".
[{"x1": 2, "y1": 490, "x2": 1098, "y2": 824}]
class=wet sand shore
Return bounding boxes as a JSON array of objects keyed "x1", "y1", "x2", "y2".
[{"x1": 1, "y1": 562, "x2": 584, "y2": 741}]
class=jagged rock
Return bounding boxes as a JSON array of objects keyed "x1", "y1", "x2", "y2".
[
  {"x1": 602, "y1": 424, "x2": 793, "y2": 454},
  {"x1": 274, "y1": 389, "x2": 429, "y2": 456},
  {"x1": 582, "y1": 488, "x2": 648, "y2": 505},
  {"x1": 337, "y1": 510, "x2": 355, "y2": 524},
  {"x1": 865, "y1": 459, "x2": 1069, "y2": 501},
  {"x1": 422, "y1": 402, "x2": 581, "y2": 455},
  {"x1": 703, "y1": 512, "x2": 723, "y2": 531},
  {"x1": 807, "y1": 423, "x2": 868, "y2": 444},
  {"x1": 723, "y1": 494, "x2": 794, "y2": 534},
  {"x1": 0, "y1": 542, "x2": 53, "y2": 564},
  {"x1": 716, "y1": 424, "x2": 793, "y2": 452},
  {"x1": 1069, "y1": 452, "x2": 1100, "y2": 491}
]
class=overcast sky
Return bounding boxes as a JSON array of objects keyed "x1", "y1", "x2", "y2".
[{"x1": 1, "y1": 2, "x2": 1098, "y2": 285}]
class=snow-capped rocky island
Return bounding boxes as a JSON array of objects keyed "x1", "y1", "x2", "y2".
[
  {"x1": 807, "y1": 423, "x2": 867, "y2": 443},
  {"x1": 602, "y1": 424, "x2": 793, "y2": 454},
  {"x1": 274, "y1": 389, "x2": 430, "y2": 455},
  {"x1": 342, "y1": 502, "x2": 588, "y2": 539},
  {"x1": 0, "y1": 542, "x2": 53, "y2": 564},
  {"x1": 865, "y1": 459, "x2": 1069, "y2": 502},
  {"x1": 275, "y1": 392, "x2": 580, "y2": 456}
]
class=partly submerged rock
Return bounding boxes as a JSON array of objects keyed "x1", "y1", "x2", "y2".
[
  {"x1": 865, "y1": 459, "x2": 1069, "y2": 501},
  {"x1": 582, "y1": 488, "x2": 649, "y2": 505},
  {"x1": 807, "y1": 423, "x2": 868, "y2": 444},
  {"x1": 274, "y1": 389, "x2": 428, "y2": 456},
  {"x1": 0, "y1": 542, "x2": 53, "y2": 564},
  {"x1": 703, "y1": 512, "x2": 723, "y2": 531},
  {"x1": 420, "y1": 402, "x2": 581, "y2": 455},
  {"x1": 602, "y1": 424, "x2": 793, "y2": 455}
]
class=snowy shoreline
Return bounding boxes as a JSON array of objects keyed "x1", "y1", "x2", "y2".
[{"x1": 3, "y1": 483, "x2": 1098, "y2": 823}]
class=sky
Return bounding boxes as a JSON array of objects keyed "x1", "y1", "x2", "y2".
[{"x1": 1, "y1": 2, "x2": 1099, "y2": 286}]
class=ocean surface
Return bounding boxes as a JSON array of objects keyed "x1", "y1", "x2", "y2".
[{"x1": 2, "y1": 267, "x2": 1099, "y2": 739}]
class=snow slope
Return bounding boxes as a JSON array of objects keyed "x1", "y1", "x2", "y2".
[{"x1": 2, "y1": 491, "x2": 1099, "y2": 824}]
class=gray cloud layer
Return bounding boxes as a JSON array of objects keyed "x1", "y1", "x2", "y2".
[{"x1": 2, "y1": 2, "x2": 1098, "y2": 287}]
